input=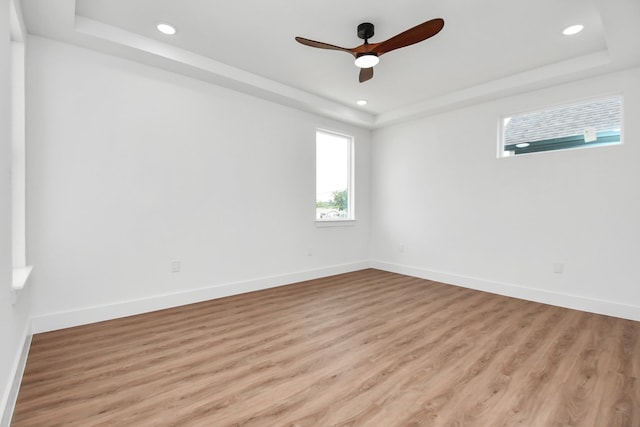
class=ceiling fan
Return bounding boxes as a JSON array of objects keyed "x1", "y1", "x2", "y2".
[{"x1": 295, "y1": 18, "x2": 445, "y2": 83}]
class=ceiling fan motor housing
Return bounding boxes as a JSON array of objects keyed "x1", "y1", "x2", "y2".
[{"x1": 357, "y1": 22, "x2": 375, "y2": 41}]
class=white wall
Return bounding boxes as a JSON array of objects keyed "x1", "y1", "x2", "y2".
[
  {"x1": 8, "y1": 22, "x2": 640, "y2": 422},
  {"x1": 20, "y1": 26, "x2": 640, "y2": 332},
  {"x1": 371, "y1": 68, "x2": 640, "y2": 320},
  {"x1": 0, "y1": 0, "x2": 32, "y2": 422},
  {"x1": 27, "y1": 36, "x2": 371, "y2": 330}
]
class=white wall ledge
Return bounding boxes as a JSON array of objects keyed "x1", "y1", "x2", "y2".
[
  {"x1": 315, "y1": 220, "x2": 357, "y2": 228},
  {"x1": 12, "y1": 265, "x2": 33, "y2": 291}
]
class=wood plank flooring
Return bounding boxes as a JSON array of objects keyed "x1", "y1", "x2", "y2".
[{"x1": 12, "y1": 269, "x2": 640, "y2": 426}]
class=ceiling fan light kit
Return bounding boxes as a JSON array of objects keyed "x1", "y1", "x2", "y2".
[
  {"x1": 295, "y1": 18, "x2": 444, "y2": 83},
  {"x1": 354, "y1": 53, "x2": 379, "y2": 68}
]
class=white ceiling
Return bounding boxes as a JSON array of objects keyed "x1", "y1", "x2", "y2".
[{"x1": 19, "y1": 0, "x2": 640, "y2": 128}]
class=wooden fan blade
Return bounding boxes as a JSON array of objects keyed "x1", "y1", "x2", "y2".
[
  {"x1": 359, "y1": 67, "x2": 373, "y2": 83},
  {"x1": 375, "y1": 18, "x2": 444, "y2": 55},
  {"x1": 295, "y1": 37, "x2": 354, "y2": 54}
]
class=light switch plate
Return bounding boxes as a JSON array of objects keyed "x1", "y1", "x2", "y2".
[{"x1": 171, "y1": 261, "x2": 181, "y2": 273}]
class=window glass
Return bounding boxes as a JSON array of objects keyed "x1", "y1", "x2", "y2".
[
  {"x1": 316, "y1": 130, "x2": 353, "y2": 220},
  {"x1": 501, "y1": 96, "x2": 622, "y2": 157}
]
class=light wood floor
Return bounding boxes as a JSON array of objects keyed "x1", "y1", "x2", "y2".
[{"x1": 12, "y1": 269, "x2": 640, "y2": 426}]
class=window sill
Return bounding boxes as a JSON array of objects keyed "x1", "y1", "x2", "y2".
[
  {"x1": 315, "y1": 220, "x2": 356, "y2": 228},
  {"x1": 12, "y1": 265, "x2": 33, "y2": 291}
]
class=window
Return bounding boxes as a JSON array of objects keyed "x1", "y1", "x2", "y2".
[
  {"x1": 500, "y1": 95, "x2": 622, "y2": 157},
  {"x1": 10, "y1": 0, "x2": 32, "y2": 293},
  {"x1": 316, "y1": 129, "x2": 354, "y2": 221}
]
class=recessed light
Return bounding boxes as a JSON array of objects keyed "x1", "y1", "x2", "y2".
[
  {"x1": 563, "y1": 24, "x2": 584, "y2": 36},
  {"x1": 157, "y1": 23, "x2": 177, "y2": 35},
  {"x1": 515, "y1": 143, "x2": 530, "y2": 148},
  {"x1": 357, "y1": 100, "x2": 368, "y2": 106}
]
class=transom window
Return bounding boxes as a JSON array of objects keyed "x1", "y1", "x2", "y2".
[{"x1": 500, "y1": 95, "x2": 622, "y2": 157}]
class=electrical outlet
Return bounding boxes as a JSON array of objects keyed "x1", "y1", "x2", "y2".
[
  {"x1": 171, "y1": 261, "x2": 181, "y2": 273},
  {"x1": 553, "y1": 262, "x2": 564, "y2": 274}
]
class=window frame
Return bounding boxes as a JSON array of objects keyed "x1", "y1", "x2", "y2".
[
  {"x1": 315, "y1": 128, "x2": 355, "y2": 224},
  {"x1": 498, "y1": 94, "x2": 623, "y2": 158},
  {"x1": 10, "y1": 0, "x2": 32, "y2": 295}
]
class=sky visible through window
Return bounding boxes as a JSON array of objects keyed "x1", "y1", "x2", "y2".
[{"x1": 316, "y1": 131, "x2": 349, "y2": 203}]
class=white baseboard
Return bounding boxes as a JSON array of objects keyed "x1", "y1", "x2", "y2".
[
  {"x1": 25, "y1": 258, "x2": 640, "y2": 334},
  {"x1": 0, "y1": 321, "x2": 31, "y2": 427},
  {"x1": 371, "y1": 260, "x2": 640, "y2": 322},
  {"x1": 31, "y1": 261, "x2": 371, "y2": 334}
]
